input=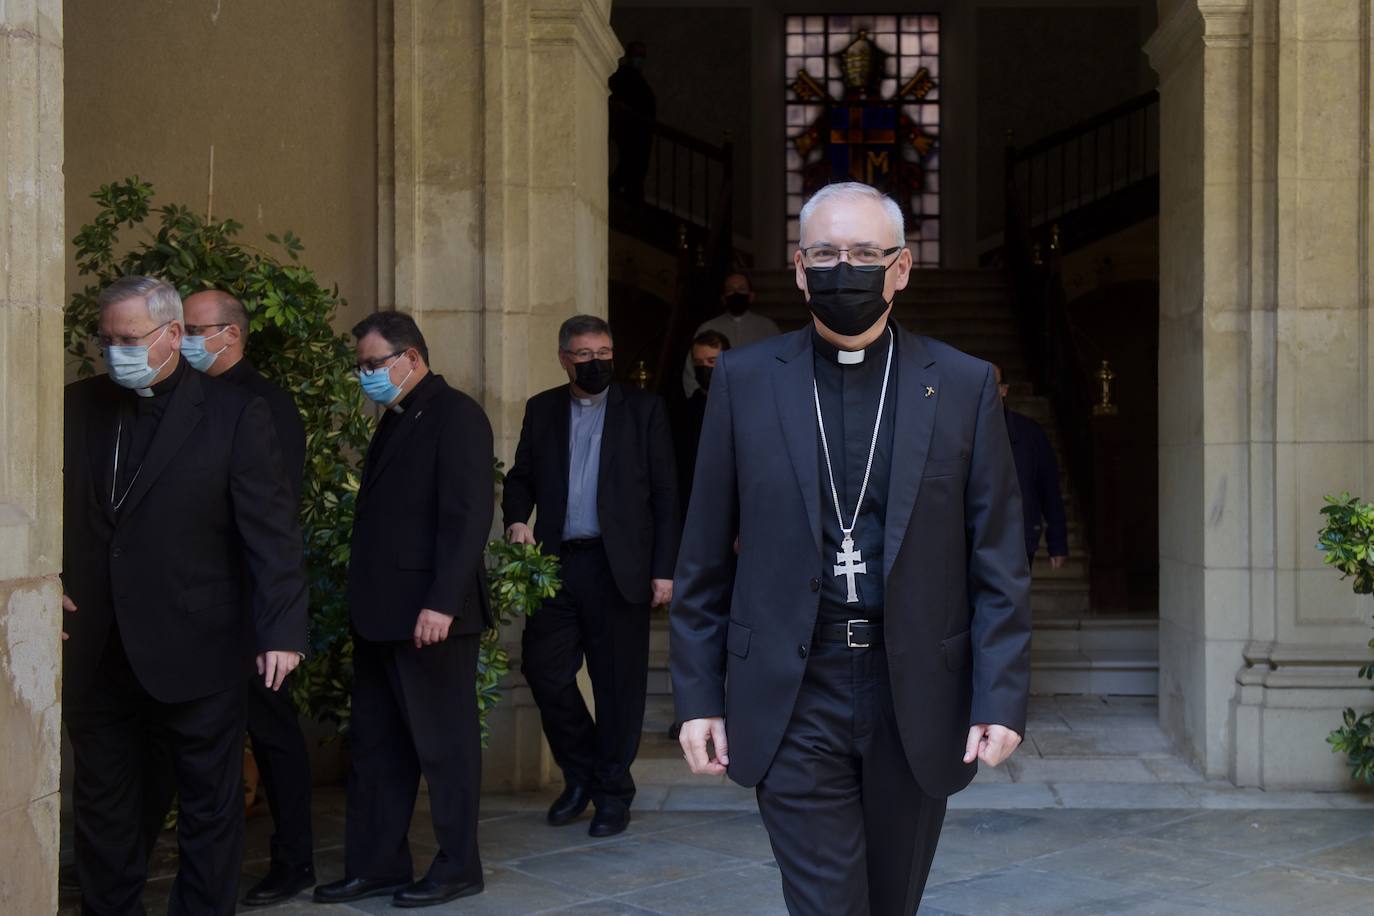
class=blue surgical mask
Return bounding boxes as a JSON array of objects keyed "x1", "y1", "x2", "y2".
[
  {"x1": 358, "y1": 354, "x2": 414, "y2": 406},
  {"x1": 180, "y1": 326, "x2": 230, "y2": 373},
  {"x1": 107, "y1": 323, "x2": 174, "y2": 390}
]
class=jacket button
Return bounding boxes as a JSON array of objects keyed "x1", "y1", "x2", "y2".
[
  {"x1": 111, "y1": 547, "x2": 123, "y2": 559},
  {"x1": 809, "y1": 577, "x2": 820, "y2": 592},
  {"x1": 798, "y1": 645, "x2": 808, "y2": 659}
]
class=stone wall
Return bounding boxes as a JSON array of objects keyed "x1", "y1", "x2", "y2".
[
  {"x1": 1149, "y1": 0, "x2": 1374, "y2": 788},
  {"x1": 0, "y1": 0, "x2": 65, "y2": 909}
]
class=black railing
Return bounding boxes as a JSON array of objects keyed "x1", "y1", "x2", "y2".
[{"x1": 1006, "y1": 90, "x2": 1159, "y2": 250}]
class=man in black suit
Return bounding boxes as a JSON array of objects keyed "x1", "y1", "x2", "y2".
[
  {"x1": 181, "y1": 289, "x2": 314, "y2": 904},
  {"x1": 503, "y1": 314, "x2": 679, "y2": 837},
  {"x1": 672, "y1": 329, "x2": 731, "y2": 509},
  {"x1": 671, "y1": 183, "x2": 1032, "y2": 915},
  {"x1": 313, "y1": 312, "x2": 494, "y2": 909},
  {"x1": 61, "y1": 276, "x2": 307, "y2": 916},
  {"x1": 994, "y1": 364, "x2": 1069, "y2": 568}
]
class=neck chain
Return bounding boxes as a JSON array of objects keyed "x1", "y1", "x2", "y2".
[
  {"x1": 110, "y1": 415, "x2": 142, "y2": 511},
  {"x1": 812, "y1": 327, "x2": 894, "y2": 603}
]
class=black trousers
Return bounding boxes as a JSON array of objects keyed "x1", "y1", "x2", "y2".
[
  {"x1": 345, "y1": 633, "x2": 482, "y2": 885},
  {"x1": 67, "y1": 632, "x2": 246, "y2": 916},
  {"x1": 521, "y1": 542, "x2": 649, "y2": 810},
  {"x1": 756, "y1": 642, "x2": 947, "y2": 916},
  {"x1": 140, "y1": 673, "x2": 315, "y2": 872}
]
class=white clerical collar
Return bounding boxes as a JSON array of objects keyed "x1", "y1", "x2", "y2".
[
  {"x1": 837, "y1": 348, "x2": 865, "y2": 365},
  {"x1": 572, "y1": 387, "x2": 609, "y2": 408},
  {"x1": 134, "y1": 387, "x2": 155, "y2": 398}
]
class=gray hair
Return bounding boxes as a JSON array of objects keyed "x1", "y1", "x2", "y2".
[
  {"x1": 559, "y1": 314, "x2": 613, "y2": 351},
  {"x1": 799, "y1": 182, "x2": 905, "y2": 248},
  {"x1": 97, "y1": 275, "x2": 183, "y2": 324}
]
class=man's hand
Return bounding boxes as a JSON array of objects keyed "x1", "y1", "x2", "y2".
[
  {"x1": 651, "y1": 578, "x2": 673, "y2": 608},
  {"x1": 506, "y1": 523, "x2": 535, "y2": 546},
  {"x1": 679, "y1": 717, "x2": 729, "y2": 775},
  {"x1": 257, "y1": 651, "x2": 301, "y2": 692},
  {"x1": 413, "y1": 608, "x2": 453, "y2": 648},
  {"x1": 61, "y1": 594, "x2": 77, "y2": 641},
  {"x1": 964, "y1": 724, "x2": 1023, "y2": 767},
  {"x1": 1049, "y1": 555, "x2": 1067, "y2": 570}
]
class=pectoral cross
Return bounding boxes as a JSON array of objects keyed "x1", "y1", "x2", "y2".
[{"x1": 833, "y1": 536, "x2": 867, "y2": 604}]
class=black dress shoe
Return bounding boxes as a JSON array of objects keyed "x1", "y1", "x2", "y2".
[
  {"x1": 243, "y1": 862, "x2": 316, "y2": 906},
  {"x1": 311, "y1": 875, "x2": 410, "y2": 903},
  {"x1": 392, "y1": 876, "x2": 485, "y2": 908},
  {"x1": 588, "y1": 805, "x2": 630, "y2": 837},
  {"x1": 546, "y1": 784, "x2": 591, "y2": 826}
]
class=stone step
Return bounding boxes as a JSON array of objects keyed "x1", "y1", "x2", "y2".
[
  {"x1": 1030, "y1": 615, "x2": 1159, "y2": 695},
  {"x1": 1031, "y1": 579, "x2": 1091, "y2": 616}
]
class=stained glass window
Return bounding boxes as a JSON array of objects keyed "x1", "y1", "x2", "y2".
[{"x1": 785, "y1": 14, "x2": 941, "y2": 267}]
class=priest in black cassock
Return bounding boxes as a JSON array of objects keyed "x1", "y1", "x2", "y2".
[{"x1": 670, "y1": 182, "x2": 1032, "y2": 915}]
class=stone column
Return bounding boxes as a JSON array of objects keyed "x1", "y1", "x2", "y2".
[
  {"x1": 0, "y1": 0, "x2": 65, "y2": 908},
  {"x1": 1148, "y1": 0, "x2": 1374, "y2": 788},
  {"x1": 381, "y1": 0, "x2": 620, "y2": 790}
]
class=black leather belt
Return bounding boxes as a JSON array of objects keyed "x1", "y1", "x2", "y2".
[
  {"x1": 560, "y1": 537, "x2": 603, "y2": 551},
  {"x1": 814, "y1": 619, "x2": 884, "y2": 649}
]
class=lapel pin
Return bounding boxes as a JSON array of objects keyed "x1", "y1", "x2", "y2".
[{"x1": 925, "y1": 385, "x2": 936, "y2": 398}]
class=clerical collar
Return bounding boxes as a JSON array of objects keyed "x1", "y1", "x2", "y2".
[
  {"x1": 571, "y1": 386, "x2": 609, "y2": 408},
  {"x1": 390, "y1": 371, "x2": 433, "y2": 414},
  {"x1": 812, "y1": 324, "x2": 892, "y2": 367},
  {"x1": 135, "y1": 357, "x2": 188, "y2": 398}
]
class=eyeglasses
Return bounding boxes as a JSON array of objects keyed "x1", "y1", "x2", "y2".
[
  {"x1": 92, "y1": 320, "x2": 172, "y2": 350},
  {"x1": 184, "y1": 322, "x2": 230, "y2": 336},
  {"x1": 562, "y1": 347, "x2": 614, "y2": 362},
  {"x1": 356, "y1": 349, "x2": 406, "y2": 373},
  {"x1": 800, "y1": 245, "x2": 903, "y2": 270}
]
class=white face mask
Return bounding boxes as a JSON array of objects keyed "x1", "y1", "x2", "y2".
[
  {"x1": 180, "y1": 326, "x2": 230, "y2": 373},
  {"x1": 107, "y1": 323, "x2": 174, "y2": 390}
]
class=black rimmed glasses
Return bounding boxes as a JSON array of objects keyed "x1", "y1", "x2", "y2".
[
  {"x1": 800, "y1": 245, "x2": 903, "y2": 270},
  {"x1": 356, "y1": 349, "x2": 406, "y2": 373},
  {"x1": 562, "y1": 347, "x2": 614, "y2": 362}
]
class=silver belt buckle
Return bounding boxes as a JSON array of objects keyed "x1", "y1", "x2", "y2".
[{"x1": 846, "y1": 619, "x2": 870, "y2": 649}]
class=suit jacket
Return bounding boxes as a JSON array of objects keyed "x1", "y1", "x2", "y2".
[
  {"x1": 669, "y1": 324, "x2": 1031, "y2": 797},
  {"x1": 347, "y1": 373, "x2": 495, "y2": 642},
  {"x1": 62, "y1": 370, "x2": 308, "y2": 705},
  {"x1": 223, "y1": 359, "x2": 306, "y2": 503},
  {"x1": 1005, "y1": 408, "x2": 1069, "y2": 558},
  {"x1": 502, "y1": 382, "x2": 680, "y2": 605}
]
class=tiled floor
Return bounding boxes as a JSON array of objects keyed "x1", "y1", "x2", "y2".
[{"x1": 59, "y1": 697, "x2": 1374, "y2": 914}]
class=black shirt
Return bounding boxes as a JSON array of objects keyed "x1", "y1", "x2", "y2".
[
  {"x1": 813, "y1": 326, "x2": 898, "y2": 623},
  {"x1": 220, "y1": 358, "x2": 307, "y2": 503},
  {"x1": 114, "y1": 358, "x2": 188, "y2": 511}
]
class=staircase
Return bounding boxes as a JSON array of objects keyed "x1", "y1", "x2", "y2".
[{"x1": 643, "y1": 267, "x2": 1157, "y2": 713}]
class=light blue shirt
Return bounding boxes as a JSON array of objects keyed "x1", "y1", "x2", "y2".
[{"x1": 563, "y1": 388, "x2": 608, "y2": 540}]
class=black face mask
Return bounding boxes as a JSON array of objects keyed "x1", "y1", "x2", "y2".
[
  {"x1": 724, "y1": 292, "x2": 750, "y2": 316},
  {"x1": 694, "y1": 365, "x2": 714, "y2": 392},
  {"x1": 573, "y1": 358, "x2": 614, "y2": 395},
  {"x1": 804, "y1": 262, "x2": 893, "y2": 337}
]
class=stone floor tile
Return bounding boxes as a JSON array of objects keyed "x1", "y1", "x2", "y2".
[
  {"x1": 1322, "y1": 790, "x2": 1374, "y2": 810},
  {"x1": 1012, "y1": 757, "x2": 1159, "y2": 784},
  {"x1": 631, "y1": 785, "x2": 670, "y2": 811},
  {"x1": 1182, "y1": 784, "x2": 1359, "y2": 810},
  {"x1": 1052, "y1": 782, "x2": 1197, "y2": 808},
  {"x1": 972, "y1": 759, "x2": 1015, "y2": 783},
  {"x1": 654, "y1": 813, "x2": 777, "y2": 863},
  {"x1": 613, "y1": 863, "x2": 788, "y2": 916},
  {"x1": 1178, "y1": 864, "x2": 1374, "y2": 916},
  {"x1": 660, "y1": 783, "x2": 759, "y2": 811},
  {"x1": 1031, "y1": 727, "x2": 1177, "y2": 758},
  {"x1": 934, "y1": 810, "x2": 1108, "y2": 865},
  {"x1": 479, "y1": 813, "x2": 622, "y2": 863},
  {"x1": 1029, "y1": 834, "x2": 1261, "y2": 893},
  {"x1": 946, "y1": 782, "x2": 1059, "y2": 809},
  {"x1": 918, "y1": 865, "x2": 1137, "y2": 915},
  {"x1": 1138, "y1": 809, "x2": 1374, "y2": 860},
  {"x1": 506, "y1": 836, "x2": 744, "y2": 897},
  {"x1": 342, "y1": 865, "x2": 593, "y2": 915},
  {"x1": 632, "y1": 757, "x2": 725, "y2": 786},
  {"x1": 1140, "y1": 755, "x2": 1205, "y2": 783},
  {"x1": 1292, "y1": 834, "x2": 1374, "y2": 881}
]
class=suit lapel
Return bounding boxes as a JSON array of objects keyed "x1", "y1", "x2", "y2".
[
  {"x1": 86, "y1": 381, "x2": 123, "y2": 524},
  {"x1": 116, "y1": 370, "x2": 205, "y2": 523},
  {"x1": 883, "y1": 326, "x2": 940, "y2": 581},
  {"x1": 364, "y1": 374, "x2": 445, "y2": 491},
  {"x1": 772, "y1": 330, "x2": 822, "y2": 554},
  {"x1": 597, "y1": 384, "x2": 623, "y2": 490}
]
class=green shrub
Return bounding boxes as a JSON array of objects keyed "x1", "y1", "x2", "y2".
[
  {"x1": 1317, "y1": 493, "x2": 1374, "y2": 783},
  {"x1": 65, "y1": 177, "x2": 556, "y2": 745}
]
